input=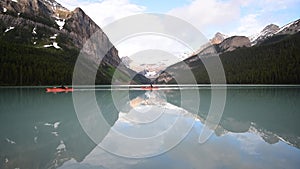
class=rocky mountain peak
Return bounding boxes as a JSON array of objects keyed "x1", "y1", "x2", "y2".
[
  {"x1": 250, "y1": 24, "x2": 280, "y2": 45},
  {"x1": 1, "y1": 0, "x2": 69, "y2": 18},
  {"x1": 211, "y1": 32, "x2": 227, "y2": 45},
  {"x1": 73, "y1": 7, "x2": 84, "y2": 13},
  {"x1": 262, "y1": 24, "x2": 280, "y2": 32}
]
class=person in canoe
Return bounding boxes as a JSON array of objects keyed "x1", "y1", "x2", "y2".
[{"x1": 60, "y1": 84, "x2": 66, "y2": 89}]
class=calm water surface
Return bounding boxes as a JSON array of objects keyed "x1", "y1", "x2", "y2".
[{"x1": 0, "y1": 86, "x2": 300, "y2": 169}]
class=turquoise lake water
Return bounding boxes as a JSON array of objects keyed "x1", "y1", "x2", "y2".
[{"x1": 0, "y1": 86, "x2": 300, "y2": 169}]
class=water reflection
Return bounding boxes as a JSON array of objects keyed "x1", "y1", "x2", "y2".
[
  {"x1": 98, "y1": 90, "x2": 196, "y2": 158},
  {"x1": 0, "y1": 87, "x2": 300, "y2": 169},
  {"x1": 0, "y1": 88, "x2": 117, "y2": 169}
]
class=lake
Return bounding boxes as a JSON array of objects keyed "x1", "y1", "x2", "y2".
[{"x1": 0, "y1": 86, "x2": 300, "y2": 169}]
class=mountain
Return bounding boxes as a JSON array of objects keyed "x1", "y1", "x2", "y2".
[
  {"x1": 155, "y1": 32, "x2": 300, "y2": 84},
  {"x1": 196, "y1": 35, "x2": 251, "y2": 56},
  {"x1": 250, "y1": 24, "x2": 280, "y2": 45},
  {"x1": 217, "y1": 36, "x2": 251, "y2": 53},
  {"x1": 249, "y1": 19, "x2": 300, "y2": 46},
  {"x1": 0, "y1": 0, "x2": 149, "y2": 85},
  {"x1": 210, "y1": 32, "x2": 228, "y2": 45},
  {"x1": 155, "y1": 18, "x2": 300, "y2": 84},
  {"x1": 138, "y1": 69, "x2": 160, "y2": 80},
  {"x1": 276, "y1": 18, "x2": 300, "y2": 35},
  {"x1": 121, "y1": 56, "x2": 132, "y2": 68}
]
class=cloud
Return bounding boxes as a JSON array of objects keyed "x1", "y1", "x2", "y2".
[
  {"x1": 167, "y1": 0, "x2": 242, "y2": 35},
  {"x1": 229, "y1": 0, "x2": 300, "y2": 36},
  {"x1": 229, "y1": 14, "x2": 264, "y2": 36},
  {"x1": 167, "y1": 0, "x2": 300, "y2": 37},
  {"x1": 257, "y1": 0, "x2": 299, "y2": 11},
  {"x1": 57, "y1": 0, "x2": 146, "y2": 27}
]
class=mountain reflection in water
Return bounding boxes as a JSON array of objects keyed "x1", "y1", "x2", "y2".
[{"x1": 0, "y1": 86, "x2": 300, "y2": 169}]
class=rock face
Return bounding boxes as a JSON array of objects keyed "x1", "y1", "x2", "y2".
[
  {"x1": 0, "y1": 0, "x2": 150, "y2": 84},
  {"x1": 121, "y1": 56, "x2": 132, "y2": 68},
  {"x1": 210, "y1": 32, "x2": 227, "y2": 45},
  {"x1": 1, "y1": 0, "x2": 68, "y2": 17},
  {"x1": 0, "y1": 0, "x2": 120, "y2": 66},
  {"x1": 196, "y1": 36, "x2": 251, "y2": 56},
  {"x1": 218, "y1": 36, "x2": 251, "y2": 52}
]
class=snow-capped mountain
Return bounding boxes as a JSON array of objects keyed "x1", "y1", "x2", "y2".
[
  {"x1": 138, "y1": 69, "x2": 159, "y2": 79},
  {"x1": 0, "y1": 0, "x2": 122, "y2": 67},
  {"x1": 250, "y1": 24, "x2": 280, "y2": 45},
  {"x1": 0, "y1": 0, "x2": 150, "y2": 85},
  {"x1": 250, "y1": 19, "x2": 300, "y2": 46},
  {"x1": 276, "y1": 18, "x2": 300, "y2": 35}
]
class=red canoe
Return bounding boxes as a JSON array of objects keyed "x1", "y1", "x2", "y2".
[
  {"x1": 141, "y1": 86, "x2": 159, "y2": 90},
  {"x1": 46, "y1": 87, "x2": 73, "y2": 93}
]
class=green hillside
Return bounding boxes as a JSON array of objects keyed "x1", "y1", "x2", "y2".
[
  {"x1": 0, "y1": 40, "x2": 136, "y2": 85},
  {"x1": 158, "y1": 32, "x2": 300, "y2": 84}
]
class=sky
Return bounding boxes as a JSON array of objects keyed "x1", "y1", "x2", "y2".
[
  {"x1": 56, "y1": 0, "x2": 300, "y2": 37},
  {"x1": 56, "y1": 0, "x2": 300, "y2": 70}
]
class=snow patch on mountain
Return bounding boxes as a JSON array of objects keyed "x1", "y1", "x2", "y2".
[
  {"x1": 3, "y1": 7, "x2": 7, "y2": 12},
  {"x1": 4, "y1": 26, "x2": 15, "y2": 33},
  {"x1": 276, "y1": 21, "x2": 295, "y2": 34},
  {"x1": 145, "y1": 71, "x2": 157, "y2": 78},
  {"x1": 276, "y1": 19, "x2": 300, "y2": 35},
  {"x1": 44, "y1": 42, "x2": 61, "y2": 49},
  {"x1": 55, "y1": 19, "x2": 65, "y2": 30},
  {"x1": 11, "y1": 0, "x2": 18, "y2": 3},
  {"x1": 32, "y1": 27, "x2": 37, "y2": 35}
]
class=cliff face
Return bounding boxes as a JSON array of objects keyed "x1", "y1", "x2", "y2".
[
  {"x1": 0, "y1": 0, "x2": 121, "y2": 67},
  {"x1": 217, "y1": 36, "x2": 251, "y2": 53},
  {"x1": 0, "y1": 0, "x2": 148, "y2": 85}
]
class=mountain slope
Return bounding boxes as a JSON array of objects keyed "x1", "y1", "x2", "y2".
[
  {"x1": 276, "y1": 19, "x2": 300, "y2": 35},
  {"x1": 155, "y1": 32, "x2": 300, "y2": 84},
  {"x1": 250, "y1": 24, "x2": 280, "y2": 45},
  {"x1": 0, "y1": 0, "x2": 148, "y2": 85},
  {"x1": 249, "y1": 19, "x2": 300, "y2": 46}
]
